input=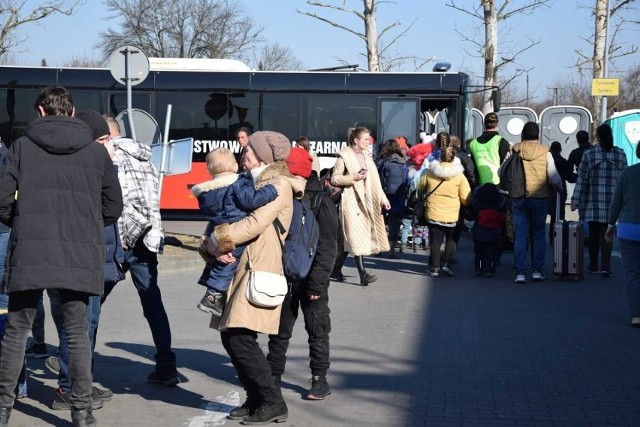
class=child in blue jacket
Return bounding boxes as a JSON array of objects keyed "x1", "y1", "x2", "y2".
[{"x1": 192, "y1": 148, "x2": 278, "y2": 316}]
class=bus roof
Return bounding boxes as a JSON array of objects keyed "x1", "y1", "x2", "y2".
[{"x1": 148, "y1": 57, "x2": 251, "y2": 72}]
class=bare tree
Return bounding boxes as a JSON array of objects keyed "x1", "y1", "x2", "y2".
[
  {"x1": 252, "y1": 42, "x2": 304, "y2": 71},
  {"x1": 297, "y1": 0, "x2": 432, "y2": 72},
  {"x1": 0, "y1": 0, "x2": 83, "y2": 60},
  {"x1": 574, "y1": 0, "x2": 638, "y2": 125},
  {"x1": 97, "y1": 0, "x2": 263, "y2": 61},
  {"x1": 445, "y1": 0, "x2": 552, "y2": 114},
  {"x1": 62, "y1": 53, "x2": 104, "y2": 68}
]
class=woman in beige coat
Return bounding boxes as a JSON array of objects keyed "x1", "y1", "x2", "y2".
[
  {"x1": 331, "y1": 127, "x2": 390, "y2": 286},
  {"x1": 211, "y1": 131, "x2": 305, "y2": 425}
]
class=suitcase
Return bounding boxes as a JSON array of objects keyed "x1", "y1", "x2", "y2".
[{"x1": 552, "y1": 194, "x2": 584, "y2": 281}]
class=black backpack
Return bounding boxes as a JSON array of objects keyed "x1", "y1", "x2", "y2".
[{"x1": 499, "y1": 151, "x2": 528, "y2": 198}]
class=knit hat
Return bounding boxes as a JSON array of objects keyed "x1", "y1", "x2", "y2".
[
  {"x1": 395, "y1": 136, "x2": 409, "y2": 151},
  {"x1": 249, "y1": 131, "x2": 292, "y2": 165},
  {"x1": 521, "y1": 122, "x2": 539, "y2": 141},
  {"x1": 76, "y1": 110, "x2": 109, "y2": 141},
  {"x1": 285, "y1": 147, "x2": 313, "y2": 178},
  {"x1": 576, "y1": 130, "x2": 589, "y2": 145}
]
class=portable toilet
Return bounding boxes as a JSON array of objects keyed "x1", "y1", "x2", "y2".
[
  {"x1": 605, "y1": 109, "x2": 640, "y2": 166},
  {"x1": 496, "y1": 107, "x2": 538, "y2": 144}
]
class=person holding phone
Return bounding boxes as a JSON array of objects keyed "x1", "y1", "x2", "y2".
[{"x1": 330, "y1": 127, "x2": 390, "y2": 286}]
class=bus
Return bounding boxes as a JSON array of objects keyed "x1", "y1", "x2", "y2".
[{"x1": 0, "y1": 60, "x2": 494, "y2": 214}]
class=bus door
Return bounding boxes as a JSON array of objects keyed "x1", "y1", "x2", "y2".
[{"x1": 377, "y1": 97, "x2": 420, "y2": 154}]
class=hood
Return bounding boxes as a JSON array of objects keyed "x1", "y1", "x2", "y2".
[
  {"x1": 476, "y1": 131, "x2": 501, "y2": 144},
  {"x1": 24, "y1": 116, "x2": 93, "y2": 155},
  {"x1": 191, "y1": 172, "x2": 238, "y2": 197},
  {"x1": 428, "y1": 157, "x2": 464, "y2": 180},
  {"x1": 514, "y1": 140, "x2": 548, "y2": 161},
  {"x1": 113, "y1": 136, "x2": 152, "y2": 162},
  {"x1": 305, "y1": 173, "x2": 323, "y2": 193},
  {"x1": 385, "y1": 153, "x2": 406, "y2": 164}
]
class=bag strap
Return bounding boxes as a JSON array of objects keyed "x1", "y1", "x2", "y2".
[{"x1": 424, "y1": 179, "x2": 444, "y2": 197}]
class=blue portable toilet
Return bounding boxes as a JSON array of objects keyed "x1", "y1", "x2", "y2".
[{"x1": 605, "y1": 109, "x2": 640, "y2": 166}]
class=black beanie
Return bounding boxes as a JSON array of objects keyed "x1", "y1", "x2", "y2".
[{"x1": 76, "y1": 110, "x2": 109, "y2": 141}]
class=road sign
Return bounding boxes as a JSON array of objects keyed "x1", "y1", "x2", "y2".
[{"x1": 591, "y1": 78, "x2": 619, "y2": 96}]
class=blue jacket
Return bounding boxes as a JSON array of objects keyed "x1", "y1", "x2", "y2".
[
  {"x1": 377, "y1": 154, "x2": 410, "y2": 215},
  {"x1": 103, "y1": 223, "x2": 125, "y2": 284}
]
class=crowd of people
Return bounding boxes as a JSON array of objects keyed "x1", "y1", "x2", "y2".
[{"x1": 0, "y1": 86, "x2": 639, "y2": 427}]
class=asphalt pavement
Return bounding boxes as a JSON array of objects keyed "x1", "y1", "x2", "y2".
[{"x1": 6, "y1": 223, "x2": 640, "y2": 426}]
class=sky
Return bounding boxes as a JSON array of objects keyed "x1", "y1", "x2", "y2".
[{"x1": 13, "y1": 0, "x2": 639, "y2": 96}]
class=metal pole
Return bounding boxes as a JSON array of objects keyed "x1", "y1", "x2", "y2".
[
  {"x1": 158, "y1": 104, "x2": 172, "y2": 199},
  {"x1": 124, "y1": 47, "x2": 137, "y2": 142},
  {"x1": 600, "y1": 0, "x2": 610, "y2": 123}
]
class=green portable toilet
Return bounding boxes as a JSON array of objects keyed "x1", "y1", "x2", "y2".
[{"x1": 605, "y1": 109, "x2": 640, "y2": 166}]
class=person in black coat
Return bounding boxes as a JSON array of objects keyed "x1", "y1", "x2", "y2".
[
  {"x1": 268, "y1": 148, "x2": 338, "y2": 401},
  {"x1": 0, "y1": 87, "x2": 123, "y2": 427}
]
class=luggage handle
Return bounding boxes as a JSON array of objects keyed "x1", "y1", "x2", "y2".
[{"x1": 555, "y1": 191, "x2": 561, "y2": 223}]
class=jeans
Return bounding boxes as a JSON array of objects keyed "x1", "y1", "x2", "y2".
[
  {"x1": 512, "y1": 198, "x2": 548, "y2": 274},
  {"x1": 103, "y1": 239, "x2": 176, "y2": 371},
  {"x1": 221, "y1": 328, "x2": 284, "y2": 406},
  {"x1": 619, "y1": 238, "x2": 640, "y2": 318},
  {"x1": 400, "y1": 217, "x2": 412, "y2": 246},
  {"x1": 55, "y1": 294, "x2": 102, "y2": 391},
  {"x1": 267, "y1": 282, "x2": 331, "y2": 378},
  {"x1": 0, "y1": 289, "x2": 92, "y2": 409},
  {"x1": 0, "y1": 231, "x2": 8, "y2": 310}
]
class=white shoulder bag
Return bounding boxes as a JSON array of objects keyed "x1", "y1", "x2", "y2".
[{"x1": 245, "y1": 246, "x2": 288, "y2": 308}]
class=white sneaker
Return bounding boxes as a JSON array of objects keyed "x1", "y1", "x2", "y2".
[
  {"x1": 514, "y1": 273, "x2": 526, "y2": 284},
  {"x1": 532, "y1": 271, "x2": 546, "y2": 282}
]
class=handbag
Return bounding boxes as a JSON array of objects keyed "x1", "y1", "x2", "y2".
[
  {"x1": 245, "y1": 246, "x2": 288, "y2": 308},
  {"x1": 413, "y1": 180, "x2": 444, "y2": 226}
]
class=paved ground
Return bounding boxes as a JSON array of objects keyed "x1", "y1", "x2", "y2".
[{"x1": 5, "y1": 223, "x2": 640, "y2": 426}]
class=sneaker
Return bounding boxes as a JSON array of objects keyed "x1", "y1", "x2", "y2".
[
  {"x1": 631, "y1": 317, "x2": 640, "y2": 328},
  {"x1": 601, "y1": 266, "x2": 612, "y2": 278},
  {"x1": 430, "y1": 267, "x2": 440, "y2": 277},
  {"x1": 52, "y1": 387, "x2": 104, "y2": 411},
  {"x1": 442, "y1": 264, "x2": 455, "y2": 276},
  {"x1": 197, "y1": 291, "x2": 225, "y2": 316},
  {"x1": 587, "y1": 263, "x2": 600, "y2": 273},
  {"x1": 306, "y1": 376, "x2": 331, "y2": 400},
  {"x1": 92, "y1": 386, "x2": 113, "y2": 402},
  {"x1": 514, "y1": 273, "x2": 526, "y2": 284},
  {"x1": 147, "y1": 369, "x2": 179, "y2": 386},
  {"x1": 532, "y1": 271, "x2": 546, "y2": 282},
  {"x1": 45, "y1": 356, "x2": 60, "y2": 374},
  {"x1": 25, "y1": 342, "x2": 48, "y2": 359},
  {"x1": 241, "y1": 401, "x2": 288, "y2": 425}
]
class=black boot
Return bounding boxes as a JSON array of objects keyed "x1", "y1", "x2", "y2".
[
  {"x1": 241, "y1": 401, "x2": 288, "y2": 425},
  {"x1": 0, "y1": 407, "x2": 11, "y2": 427},
  {"x1": 71, "y1": 408, "x2": 96, "y2": 427},
  {"x1": 228, "y1": 394, "x2": 260, "y2": 420},
  {"x1": 355, "y1": 256, "x2": 377, "y2": 286}
]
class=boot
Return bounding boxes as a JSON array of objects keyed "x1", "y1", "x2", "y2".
[
  {"x1": 0, "y1": 407, "x2": 10, "y2": 427},
  {"x1": 228, "y1": 394, "x2": 260, "y2": 420},
  {"x1": 241, "y1": 401, "x2": 288, "y2": 425},
  {"x1": 355, "y1": 256, "x2": 377, "y2": 286},
  {"x1": 71, "y1": 408, "x2": 96, "y2": 427}
]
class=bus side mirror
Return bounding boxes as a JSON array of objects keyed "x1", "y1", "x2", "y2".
[{"x1": 491, "y1": 89, "x2": 501, "y2": 112}]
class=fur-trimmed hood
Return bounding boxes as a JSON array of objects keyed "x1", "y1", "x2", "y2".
[
  {"x1": 428, "y1": 157, "x2": 464, "y2": 180},
  {"x1": 191, "y1": 172, "x2": 239, "y2": 197}
]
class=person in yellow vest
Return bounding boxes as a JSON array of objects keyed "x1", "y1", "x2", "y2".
[{"x1": 468, "y1": 112, "x2": 510, "y2": 185}]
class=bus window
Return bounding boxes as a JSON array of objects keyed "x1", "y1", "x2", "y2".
[
  {"x1": 302, "y1": 94, "x2": 376, "y2": 154},
  {"x1": 107, "y1": 93, "x2": 152, "y2": 118},
  {"x1": 0, "y1": 88, "x2": 40, "y2": 144},
  {"x1": 71, "y1": 90, "x2": 104, "y2": 114},
  {"x1": 231, "y1": 93, "x2": 299, "y2": 140}
]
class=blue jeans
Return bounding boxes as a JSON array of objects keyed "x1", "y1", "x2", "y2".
[
  {"x1": 512, "y1": 198, "x2": 548, "y2": 274},
  {"x1": 103, "y1": 240, "x2": 176, "y2": 372},
  {"x1": 619, "y1": 238, "x2": 640, "y2": 318},
  {"x1": 0, "y1": 231, "x2": 9, "y2": 310},
  {"x1": 54, "y1": 292, "x2": 101, "y2": 391}
]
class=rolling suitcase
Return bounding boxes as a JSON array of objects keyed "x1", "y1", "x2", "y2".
[{"x1": 552, "y1": 193, "x2": 584, "y2": 281}]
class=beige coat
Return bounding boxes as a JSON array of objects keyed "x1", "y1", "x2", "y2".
[
  {"x1": 211, "y1": 162, "x2": 305, "y2": 335},
  {"x1": 331, "y1": 147, "x2": 390, "y2": 256}
]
